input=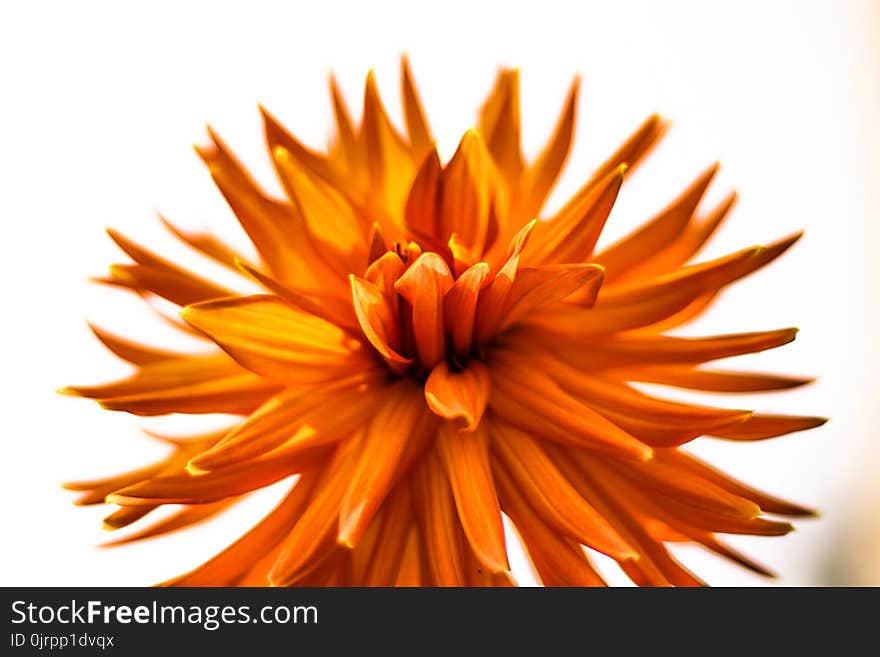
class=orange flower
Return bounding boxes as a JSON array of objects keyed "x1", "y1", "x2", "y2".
[{"x1": 63, "y1": 59, "x2": 826, "y2": 586}]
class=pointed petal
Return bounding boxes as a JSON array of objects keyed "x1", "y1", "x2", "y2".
[
  {"x1": 404, "y1": 148, "x2": 443, "y2": 243},
  {"x1": 166, "y1": 472, "x2": 319, "y2": 586},
  {"x1": 197, "y1": 128, "x2": 318, "y2": 283},
  {"x1": 474, "y1": 220, "x2": 536, "y2": 343},
  {"x1": 589, "y1": 113, "x2": 667, "y2": 184},
  {"x1": 108, "y1": 444, "x2": 326, "y2": 506},
  {"x1": 659, "y1": 449, "x2": 817, "y2": 517},
  {"x1": 562, "y1": 452, "x2": 706, "y2": 586},
  {"x1": 500, "y1": 263, "x2": 605, "y2": 330},
  {"x1": 270, "y1": 438, "x2": 363, "y2": 585},
  {"x1": 363, "y1": 484, "x2": 414, "y2": 586},
  {"x1": 271, "y1": 145, "x2": 367, "y2": 260},
  {"x1": 181, "y1": 295, "x2": 370, "y2": 383},
  {"x1": 478, "y1": 69, "x2": 523, "y2": 185},
  {"x1": 236, "y1": 260, "x2": 358, "y2": 331},
  {"x1": 338, "y1": 382, "x2": 426, "y2": 547},
  {"x1": 525, "y1": 165, "x2": 625, "y2": 266},
  {"x1": 595, "y1": 164, "x2": 719, "y2": 281},
  {"x1": 613, "y1": 191, "x2": 737, "y2": 283},
  {"x1": 444, "y1": 262, "x2": 490, "y2": 357},
  {"x1": 401, "y1": 56, "x2": 434, "y2": 159},
  {"x1": 395, "y1": 253, "x2": 453, "y2": 369},
  {"x1": 158, "y1": 214, "x2": 245, "y2": 272},
  {"x1": 439, "y1": 129, "x2": 501, "y2": 255},
  {"x1": 411, "y1": 451, "x2": 467, "y2": 586},
  {"x1": 491, "y1": 422, "x2": 636, "y2": 559},
  {"x1": 105, "y1": 261, "x2": 234, "y2": 307},
  {"x1": 710, "y1": 413, "x2": 828, "y2": 440},
  {"x1": 515, "y1": 77, "x2": 580, "y2": 222},
  {"x1": 435, "y1": 420, "x2": 507, "y2": 573},
  {"x1": 362, "y1": 70, "x2": 415, "y2": 222},
  {"x1": 548, "y1": 328, "x2": 800, "y2": 369},
  {"x1": 611, "y1": 364, "x2": 814, "y2": 392},
  {"x1": 602, "y1": 456, "x2": 761, "y2": 519},
  {"x1": 490, "y1": 353, "x2": 652, "y2": 461},
  {"x1": 101, "y1": 500, "x2": 233, "y2": 547},
  {"x1": 188, "y1": 373, "x2": 384, "y2": 471},
  {"x1": 87, "y1": 323, "x2": 182, "y2": 365},
  {"x1": 65, "y1": 353, "x2": 280, "y2": 416},
  {"x1": 495, "y1": 464, "x2": 606, "y2": 586},
  {"x1": 350, "y1": 274, "x2": 412, "y2": 371},
  {"x1": 328, "y1": 74, "x2": 360, "y2": 171}
]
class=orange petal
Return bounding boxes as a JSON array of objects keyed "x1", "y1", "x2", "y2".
[
  {"x1": 338, "y1": 382, "x2": 426, "y2": 547},
  {"x1": 613, "y1": 191, "x2": 737, "y2": 283},
  {"x1": 272, "y1": 145, "x2": 367, "y2": 260},
  {"x1": 499, "y1": 263, "x2": 604, "y2": 330},
  {"x1": 64, "y1": 353, "x2": 280, "y2": 416},
  {"x1": 527, "y1": 287, "x2": 700, "y2": 336},
  {"x1": 710, "y1": 413, "x2": 828, "y2": 440},
  {"x1": 236, "y1": 260, "x2": 358, "y2": 331},
  {"x1": 362, "y1": 70, "x2": 415, "y2": 222},
  {"x1": 478, "y1": 69, "x2": 523, "y2": 186},
  {"x1": 158, "y1": 213, "x2": 246, "y2": 272},
  {"x1": 602, "y1": 456, "x2": 761, "y2": 520},
  {"x1": 350, "y1": 274, "x2": 412, "y2": 372},
  {"x1": 394, "y1": 253, "x2": 453, "y2": 369},
  {"x1": 424, "y1": 361, "x2": 491, "y2": 431},
  {"x1": 401, "y1": 56, "x2": 434, "y2": 160},
  {"x1": 495, "y1": 464, "x2": 605, "y2": 587},
  {"x1": 165, "y1": 472, "x2": 319, "y2": 586},
  {"x1": 533, "y1": 351, "x2": 750, "y2": 428},
  {"x1": 490, "y1": 353, "x2": 652, "y2": 461},
  {"x1": 197, "y1": 127, "x2": 331, "y2": 286},
  {"x1": 101, "y1": 500, "x2": 233, "y2": 547},
  {"x1": 188, "y1": 373, "x2": 384, "y2": 471},
  {"x1": 588, "y1": 113, "x2": 668, "y2": 186},
  {"x1": 435, "y1": 420, "x2": 507, "y2": 573},
  {"x1": 444, "y1": 262, "x2": 490, "y2": 357},
  {"x1": 514, "y1": 77, "x2": 579, "y2": 224},
  {"x1": 610, "y1": 364, "x2": 814, "y2": 392},
  {"x1": 87, "y1": 323, "x2": 182, "y2": 365},
  {"x1": 474, "y1": 220, "x2": 536, "y2": 343},
  {"x1": 524, "y1": 165, "x2": 625, "y2": 266},
  {"x1": 411, "y1": 451, "x2": 467, "y2": 586},
  {"x1": 439, "y1": 130, "x2": 501, "y2": 255},
  {"x1": 394, "y1": 525, "x2": 426, "y2": 587},
  {"x1": 491, "y1": 422, "x2": 636, "y2": 560},
  {"x1": 106, "y1": 228, "x2": 239, "y2": 298},
  {"x1": 260, "y1": 105, "x2": 341, "y2": 189},
  {"x1": 107, "y1": 445, "x2": 326, "y2": 506},
  {"x1": 328, "y1": 74, "x2": 360, "y2": 173},
  {"x1": 105, "y1": 262, "x2": 234, "y2": 307},
  {"x1": 658, "y1": 449, "x2": 816, "y2": 517},
  {"x1": 181, "y1": 294, "x2": 369, "y2": 383},
  {"x1": 547, "y1": 328, "x2": 800, "y2": 369},
  {"x1": 363, "y1": 484, "x2": 414, "y2": 586},
  {"x1": 365, "y1": 250, "x2": 407, "y2": 297},
  {"x1": 404, "y1": 148, "x2": 443, "y2": 244},
  {"x1": 270, "y1": 438, "x2": 363, "y2": 585},
  {"x1": 563, "y1": 453, "x2": 705, "y2": 587},
  {"x1": 595, "y1": 163, "x2": 718, "y2": 281}
]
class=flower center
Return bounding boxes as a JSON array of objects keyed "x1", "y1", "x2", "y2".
[{"x1": 353, "y1": 238, "x2": 493, "y2": 380}]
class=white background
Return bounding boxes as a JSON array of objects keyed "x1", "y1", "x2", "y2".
[{"x1": 1, "y1": 0, "x2": 878, "y2": 586}]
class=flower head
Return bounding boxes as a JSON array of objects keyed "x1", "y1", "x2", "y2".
[{"x1": 63, "y1": 59, "x2": 825, "y2": 586}]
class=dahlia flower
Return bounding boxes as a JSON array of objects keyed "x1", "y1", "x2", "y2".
[{"x1": 63, "y1": 59, "x2": 825, "y2": 586}]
